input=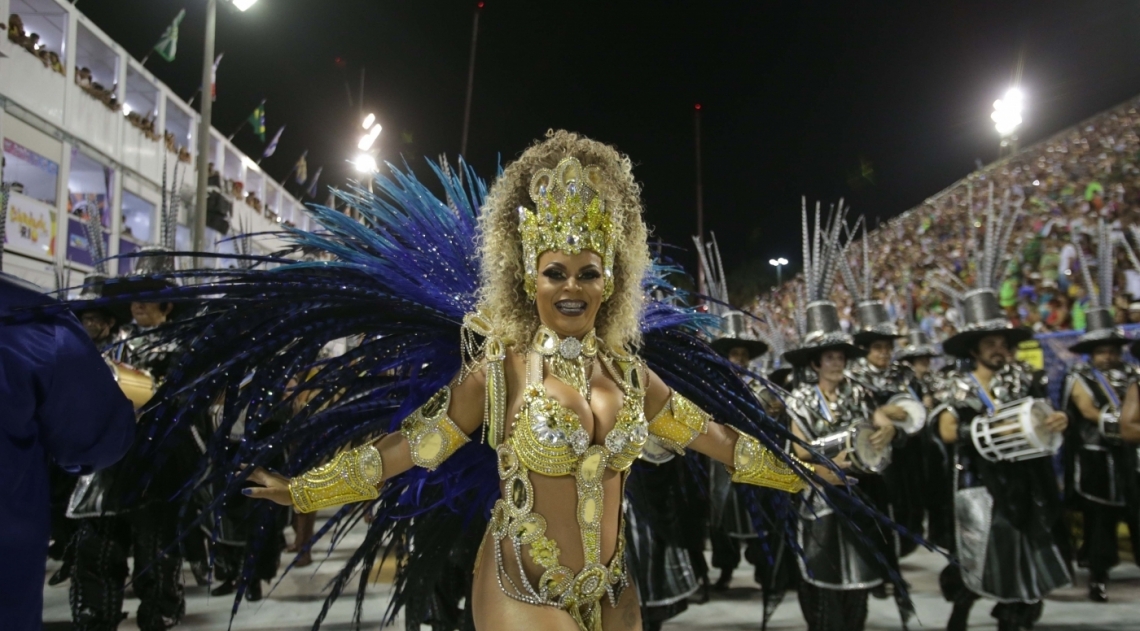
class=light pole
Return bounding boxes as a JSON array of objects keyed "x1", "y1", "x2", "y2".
[
  {"x1": 769, "y1": 257, "x2": 788, "y2": 287},
  {"x1": 193, "y1": 0, "x2": 257, "y2": 268},
  {"x1": 991, "y1": 87, "x2": 1023, "y2": 158}
]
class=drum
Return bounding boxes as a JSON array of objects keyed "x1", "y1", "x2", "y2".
[
  {"x1": 887, "y1": 393, "x2": 927, "y2": 435},
  {"x1": 105, "y1": 358, "x2": 155, "y2": 409},
  {"x1": 810, "y1": 423, "x2": 892, "y2": 474},
  {"x1": 969, "y1": 398, "x2": 1060, "y2": 462}
]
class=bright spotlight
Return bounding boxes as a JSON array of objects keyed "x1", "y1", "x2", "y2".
[
  {"x1": 232, "y1": 0, "x2": 258, "y2": 11},
  {"x1": 353, "y1": 154, "x2": 378, "y2": 173},
  {"x1": 991, "y1": 87, "x2": 1024, "y2": 137},
  {"x1": 362, "y1": 113, "x2": 376, "y2": 129},
  {"x1": 357, "y1": 124, "x2": 382, "y2": 150}
]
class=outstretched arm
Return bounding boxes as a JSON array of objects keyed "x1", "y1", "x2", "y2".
[
  {"x1": 642, "y1": 367, "x2": 835, "y2": 491},
  {"x1": 246, "y1": 368, "x2": 486, "y2": 508}
]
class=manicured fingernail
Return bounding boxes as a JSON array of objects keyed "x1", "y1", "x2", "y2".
[{"x1": 242, "y1": 488, "x2": 253, "y2": 496}]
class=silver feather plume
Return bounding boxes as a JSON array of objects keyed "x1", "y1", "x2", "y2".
[
  {"x1": 1073, "y1": 219, "x2": 1115, "y2": 310},
  {"x1": 801, "y1": 197, "x2": 852, "y2": 302},
  {"x1": 83, "y1": 202, "x2": 108, "y2": 275}
]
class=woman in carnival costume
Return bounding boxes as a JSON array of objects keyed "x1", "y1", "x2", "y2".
[{"x1": 56, "y1": 131, "x2": 890, "y2": 631}]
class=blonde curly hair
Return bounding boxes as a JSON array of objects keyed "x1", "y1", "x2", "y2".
[{"x1": 476, "y1": 129, "x2": 651, "y2": 353}]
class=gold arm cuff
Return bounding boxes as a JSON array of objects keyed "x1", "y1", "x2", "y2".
[
  {"x1": 401, "y1": 386, "x2": 471, "y2": 470},
  {"x1": 729, "y1": 432, "x2": 811, "y2": 494},
  {"x1": 647, "y1": 390, "x2": 711, "y2": 454},
  {"x1": 288, "y1": 444, "x2": 383, "y2": 514}
]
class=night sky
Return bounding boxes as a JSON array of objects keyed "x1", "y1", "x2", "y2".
[{"x1": 81, "y1": 1, "x2": 1140, "y2": 287}]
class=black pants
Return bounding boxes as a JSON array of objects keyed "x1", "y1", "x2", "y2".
[
  {"x1": 941, "y1": 564, "x2": 1045, "y2": 629},
  {"x1": 710, "y1": 528, "x2": 758, "y2": 577},
  {"x1": 69, "y1": 505, "x2": 185, "y2": 631},
  {"x1": 1082, "y1": 502, "x2": 1140, "y2": 580},
  {"x1": 797, "y1": 582, "x2": 869, "y2": 631}
]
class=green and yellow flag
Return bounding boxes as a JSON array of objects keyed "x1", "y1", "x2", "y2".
[{"x1": 248, "y1": 101, "x2": 266, "y2": 142}]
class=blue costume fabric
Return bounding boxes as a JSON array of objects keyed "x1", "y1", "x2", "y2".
[{"x1": 0, "y1": 273, "x2": 135, "y2": 630}]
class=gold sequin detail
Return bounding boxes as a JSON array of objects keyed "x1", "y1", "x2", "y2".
[
  {"x1": 401, "y1": 386, "x2": 470, "y2": 470},
  {"x1": 647, "y1": 390, "x2": 710, "y2": 453},
  {"x1": 730, "y1": 432, "x2": 811, "y2": 494},
  {"x1": 288, "y1": 443, "x2": 383, "y2": 514},
  {"x1": 519, "y1": 157, "x2": 617, "y2": 300}
]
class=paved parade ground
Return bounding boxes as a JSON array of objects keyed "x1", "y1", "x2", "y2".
[{"x1": 41, "y1": 518, "x2": 1139, "y2": 630}]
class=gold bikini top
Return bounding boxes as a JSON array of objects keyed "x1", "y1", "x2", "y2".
[{"x1": 509, "y1": 327, "x2": 648, "y2": 476}]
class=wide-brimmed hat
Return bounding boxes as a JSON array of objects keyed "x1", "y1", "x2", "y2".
[
  {"x1": 852, "y1": 299, "x2": 904, "y2": 347},
  {"x1": 896, "y1": 327, "x2": 941, "y2": 360},
  {"x1": 710, "y1": 310, "x2": 770, "y2": 359},
  {"x1": 783, "y1": 301, "x2": 865, "y2": 367},
  {"x1": 1070, "y1": 307, "x2": 1130, "y2": 355},
  {"x1": 70, "y1": 272, "x2": 131, "y2": 326},
  {"x1": 101, "y1": 246, "x2": 191, "y2": 320},
  {"x1": 941, "y1": 288, "x2": 1032, "y2": 358}
]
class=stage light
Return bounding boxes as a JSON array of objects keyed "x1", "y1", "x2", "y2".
[
  {"x1": 353, "y1": 154, "x2": 378, "y2": 173},
  {"x1": 992, "y1": 87, "x2": 1024, "y2": 137},
  {"x1": 362, "y1": 113, "x2": 375, "y2": 129},
  {"x1": 232, "y1": 0, "x2": 258, "y2": 11}
]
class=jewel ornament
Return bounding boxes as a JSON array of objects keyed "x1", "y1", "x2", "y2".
[{"x1": 518, "y1": 156, "x2": 618, "y2": 301}]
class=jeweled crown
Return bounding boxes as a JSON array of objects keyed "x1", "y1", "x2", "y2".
[{"x1": 518, "y1": 157, "x2": 616, "y2": 300}]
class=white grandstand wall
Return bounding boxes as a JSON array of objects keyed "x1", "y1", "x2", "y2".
[{"x1": 0, "y1": 0, "x2": 305, "y2": 291}]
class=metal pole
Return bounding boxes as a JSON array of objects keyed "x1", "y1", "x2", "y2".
[
  {"x1": 460, "y1": 4, "x2": 481, "y2": 158},
  {"x1": 694, "y1": 104, "x2": 704, "y2": 295},
  {"x1": 193, "y1": 0, "x2": 217, "y2": 268},
  {"x1": 777, "y1": 264, "x2": 782, "y2": 286}
]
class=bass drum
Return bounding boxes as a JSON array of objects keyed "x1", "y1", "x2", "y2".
[{"x1": 105, "y1": 358, "x2": 155, "y2": 409}]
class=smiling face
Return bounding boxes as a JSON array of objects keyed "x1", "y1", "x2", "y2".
[{"x1": 535, "y1": 250, "x2": 605, "y2": 339}]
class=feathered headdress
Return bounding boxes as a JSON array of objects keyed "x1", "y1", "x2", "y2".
[
  {"x1": 1069, "y1": 218, "x2": 1127, "y2": 354},
  {"x1": 783, "y1": 199, "x2": 863, "y2": 366},
  {"x1": 836, "y1": 218, "x2": 901, "y2": 345},
  {"x1": 938, "y1": 182, "x2": 1031, "y2": 358},
  {"x1": 695, "y1": 233, "x2": 770, "y2": 359}
]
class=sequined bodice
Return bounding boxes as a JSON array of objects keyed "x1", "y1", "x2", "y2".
[
  {"x1": 488, "y1": 342, "x2": 647, "y2": 630},
  {"x1": 510, "y1": 352, "x2": 648, "y2": 476}
]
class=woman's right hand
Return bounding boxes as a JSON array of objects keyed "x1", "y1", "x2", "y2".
[{"x1": 242, "y1": 466, "x2": 294, "y2": 506}]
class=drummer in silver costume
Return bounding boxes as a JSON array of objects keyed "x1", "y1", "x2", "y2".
[
  {"x1": 933, "y1": 273, "x2": 1070, "y2": 628},
  {"x1": 838, "y1": 235, "x2": 928, "y2": 561},
  {"x1": 1059, "y1": 220, "x2": 1140, "y2": 603},
  {"x1": 781, "y1": 203, "x2": 904, "y2": 631}
]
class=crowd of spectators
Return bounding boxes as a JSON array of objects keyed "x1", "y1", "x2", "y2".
[
  {"x1": 6, "y1": 14, "x2": 64, "y2": 75},
  {"x1": 163, "y1": 131, "x2": 193, "y2": 163},
  {"x1": 74, "y1": 65, "x2": 120, "y2": 112},
  {"x1": 753, "y1": 96, "x2": 1140, "y2": 348}
]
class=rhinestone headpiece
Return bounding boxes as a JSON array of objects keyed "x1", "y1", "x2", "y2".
[{"x1": 518, "y1": 157, "x2": 616, "y2": 300}]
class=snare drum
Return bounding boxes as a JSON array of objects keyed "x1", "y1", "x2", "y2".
[
  {"x1": 105, "y1": 358, "x2": 156, "y2": 409},
  {"x1": 811, "y1": 423, "x2": 892, "y2": 474},
  {"x1": 969, "y1": 398, "x2": 1060, "y2": 462},
  {"x1": 887, "y1": 393, "x2": 927, "y2": 435}
]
